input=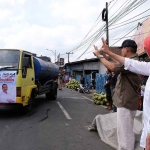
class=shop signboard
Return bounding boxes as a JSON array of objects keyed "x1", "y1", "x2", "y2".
[{"x1": 60, "y1": 58, "x2": 64, "y2": 66}]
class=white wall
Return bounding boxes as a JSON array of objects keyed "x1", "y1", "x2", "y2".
[{"x1": 99, "y1": 62, "x2": 107, "y2": 74}]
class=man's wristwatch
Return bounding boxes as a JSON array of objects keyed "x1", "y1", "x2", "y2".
[{"x1": 97, "y1": 55, "x2": 104, "y2": 59}]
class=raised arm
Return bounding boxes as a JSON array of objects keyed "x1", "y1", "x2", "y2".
[
  {"x1": 100, "y1": 38, "x2": 125, "y2": 64},
  {"x1": 100, "y1": 38, "x2": 150, "y2": 76},
  {"x1": 124, "y1": 58, "x2": 150, "y2": 76}
]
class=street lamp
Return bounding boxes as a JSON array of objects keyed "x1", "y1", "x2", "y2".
[{"x1": 46, "y1": 49, "x2": 56, "y2": 63}]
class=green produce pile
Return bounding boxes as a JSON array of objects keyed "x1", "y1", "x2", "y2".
[
  {"x1": 93, "y1": 92, "x2": 109, "y2": 106},
  {"x1": 66, "y1": 79, "x2": 80, "y2": 90}
]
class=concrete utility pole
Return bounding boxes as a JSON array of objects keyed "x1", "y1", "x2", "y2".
[
  {"x1": 66, "y1": 52, "x2": 73, "y2": 63},
  {"x1": 106, "y1": 2, "x2": 109, "y2": 46},
  {"x1": 102, "y1": 2, "x2": 109, "y2": 46}
]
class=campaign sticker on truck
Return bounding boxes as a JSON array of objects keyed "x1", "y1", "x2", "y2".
[{"x1": 0, "y1": 71, "x2": 16, "y2": 103}]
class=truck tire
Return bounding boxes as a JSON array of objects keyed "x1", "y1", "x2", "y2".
[
  {"x1": 21, "y1": 97, "x2": 33, "y2": 114},
  {"x1": 25, "y1": 98, "x2": 33, "y2": 112},
  {"x1": 51, "y1": 85, "x2": 57, "y2": 100},
  {"x1": 46, "y1": 92, "x2": 51, "y2": 100}
]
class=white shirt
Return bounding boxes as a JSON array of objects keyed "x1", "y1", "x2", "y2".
[
  {"x1": 124, "y1": 58, "x2": 150, "y2": 148},
  {"x1": 0, "y1": 91, "x2": 14, "y2": 103},
  {"x1": 141, "y1": 89, "x2": 144, "y2": 97}
]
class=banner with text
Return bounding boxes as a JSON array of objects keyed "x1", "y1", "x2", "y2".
[{"x1": 0, "y1": 71, "x2": 16, "y2": 103}]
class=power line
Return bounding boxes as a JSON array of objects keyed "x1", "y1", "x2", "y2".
[
  {"x1": 110, "y1": 18, "x2": 148, "y2": 46},
  {"x1": 111, "y1": 8, "x2": 150, "y2": 26},
  {"x1": 108, "y1": 0, "x2": 119, "y2": 10},
  {"x1": 70, "y1": 24, "x2": 106, "y2": 53},
  {"x1": 76, "y1": 0, "x2": 147, "y2": 58},
  {"x1": 70, "y1": 0, "x2": 149, "y2": 60},
  {"x1": 84, "y1": 30, "x2": 150, "y2": 56},
  {"x1": 70, "y1": 10, "x2": 104, "y2": 53},
  {"x1": 112, "y1": 30, "x2": 150, "y2": 40},
  {"x1": 69, "y1": 0, "x2": 119, "y2": 53},
  {"x1": 109, "y1": 15, "x2": 150, "y2": 30},
  {"x1": 105, "y1": 2, "x2": 149, "y2": 42}
]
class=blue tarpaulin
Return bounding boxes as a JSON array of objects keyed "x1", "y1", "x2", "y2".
[
  {"x1": 76, "y1": 75, "x2": 81, "y2": 82},
  {"x1": 84, "y1": 74, "x2": 91, "y2": 89},
  {"x1": 95, "y1": 73, "x2": 107, "y2": 94},
  {"x1": 76, "y1": 75, "x2": 90, "y2": 89}
]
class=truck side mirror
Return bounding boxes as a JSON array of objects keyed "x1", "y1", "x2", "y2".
[{"x1": 22, "y1": 57, "x2": 30, "y2": 67}]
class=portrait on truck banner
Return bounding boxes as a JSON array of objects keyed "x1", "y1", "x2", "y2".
[{"x1": 0, "y1": 71, "x2": 16, "y2": 103}]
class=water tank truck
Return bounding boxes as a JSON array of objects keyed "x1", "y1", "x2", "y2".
[{"x1": 0, "y1": 49, "x2": 59, "y2": 113}]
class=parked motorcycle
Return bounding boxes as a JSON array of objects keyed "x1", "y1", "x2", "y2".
[{"x1": 77, "y1": 84, "x2": 90, "y2": 94}]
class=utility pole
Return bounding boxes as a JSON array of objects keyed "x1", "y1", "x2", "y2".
[
  {"x1": 66, "y1": 52, "x2": 73, "y2": 63},
  {"x1": 106, "y1": 2, "x2": 109, "y2": 46},
  {"x1": 102, "y1": 2, "x2": 109, "y2": 46}
]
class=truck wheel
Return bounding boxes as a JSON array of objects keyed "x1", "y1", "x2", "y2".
[
  {"x1": 21, "y1": 98, "x2": 33, "y2": 114},
  {"x1": 51, "y1": 85, "x2": 57, "y2": 100},
  {"x1": 25, "y1": 98, "x2": 33, "y2": 113},
  {"x1": 46, "y1": 92, "x2": 51, "y2": 100}
]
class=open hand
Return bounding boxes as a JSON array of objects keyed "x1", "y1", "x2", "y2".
[
  {"x1": 93, "y1": 45, "x2": 100, "y2": 57},
  {"x1": 101, "y1": 38, "x2": 110, "y2": 54}
]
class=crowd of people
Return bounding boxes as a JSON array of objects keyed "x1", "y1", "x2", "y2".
[
  {"x1": 91, "y1": 36, "x2": 150, "y2": 150},
  {"x1": 57, "y1": 73, "x2": 70, "y2": 90}
]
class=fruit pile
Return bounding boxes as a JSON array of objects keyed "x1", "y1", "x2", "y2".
[
  {"x1": 66, "y1": 79, "x2": 80, "y2": 90},
  {"x1": 93, "y1": 92, "x2": 109, "y2": 106}
]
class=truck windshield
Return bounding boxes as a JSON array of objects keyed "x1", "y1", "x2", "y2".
[{"x1": 0, "y1": 50, "x2": 20, "y2": 69}]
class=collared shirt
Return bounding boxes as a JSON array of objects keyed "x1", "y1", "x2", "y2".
[
  {"x1": 113, "y1": 54, "x2": 141, "y2": 110},
  {"x1": 0, "y1": 91, "x2": 14, "y2": 103},
  {"x1": 124, "y1": 57, "x2": 150, "y2": 148}
]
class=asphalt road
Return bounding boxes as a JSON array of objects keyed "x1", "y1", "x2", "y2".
[{"x1": 0, "y1": 88, "x2": 114, "y2": 150}]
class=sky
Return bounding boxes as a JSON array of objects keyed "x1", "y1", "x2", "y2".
[{"x1": 0, "y1": 0, "x2": 150, "y2": 63}]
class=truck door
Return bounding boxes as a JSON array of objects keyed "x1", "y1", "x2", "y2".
[{"x1": 21, "y1": 52, "x2": 35, "y2": 97}]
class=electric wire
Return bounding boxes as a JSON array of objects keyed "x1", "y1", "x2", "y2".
[
  {"x1": 75, "y1": 0, "x2": 148, "y2": 59},
  {"x1": 112, "y1": 30, "x2": 150, "y2": 40},
  {"x1": 111, "y1": 8, "x2": 150, "y2": 26},
  {"x1": 109, "y1": 15, "x2": 150, "y2": 30},
  {"x1": 108, "y1": 0, "x2": 119, "y2": 11},
  {"x1": 73, "y1": 0, "x2": 118, "y2": 52},
  {"x1": 70, "y1": 0, "x2": 149, "y2": 60},
  {"x1": 110, "y1": 18, "x2": 148, "y2": 46},
  {"x1": 79, "y1": 0, "x2": 146, "y2": 51},
  {"x1": 83, "y1": 0, "x2": 149, "y2": 58}
]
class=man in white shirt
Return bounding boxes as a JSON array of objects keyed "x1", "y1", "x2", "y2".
[{"x1": 0, "y1": 84, "x2": 14, "y2": 103}]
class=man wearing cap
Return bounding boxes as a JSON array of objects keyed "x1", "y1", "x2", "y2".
[{"x1": 93, "y1": 39, "x2": 141, "y2": 150}]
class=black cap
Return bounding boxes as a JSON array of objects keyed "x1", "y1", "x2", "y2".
[{"x1": 120, "y1": 39, "x2": 137, "y2": 49}]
